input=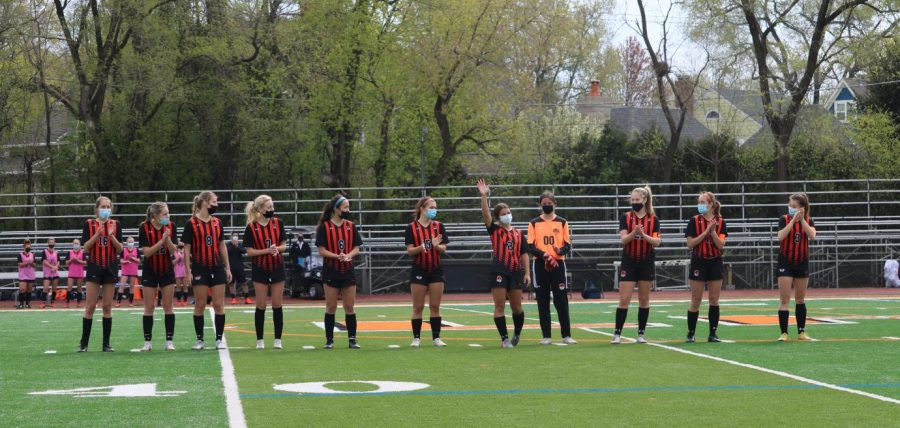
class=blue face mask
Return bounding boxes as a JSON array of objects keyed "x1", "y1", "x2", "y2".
[
  {"x1": 159, "y1": 216, "x2": 170, "y2": 226},
  {"x1": 697, "y1": 204, "x2": 708, "y2": 214},
  {"x1": 98, "y1": 208, "x2": 111, "y2": 219},
  {"x1": 499, "y1": 214, "x2": 513, "y2": 225},
  {"x1": 788, "y1": 206, "x2": 798, "y2": 216},
  {"x1": 425, "y1": 208, "x2": 437, "y2": 220}
]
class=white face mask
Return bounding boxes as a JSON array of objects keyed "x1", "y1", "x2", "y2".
[
  {"x1": 127, "y1": 242, "x2": 135, "y2": 249},
  {"x1": 499, "y1": 213, "x2": 513, "y2": 225}
]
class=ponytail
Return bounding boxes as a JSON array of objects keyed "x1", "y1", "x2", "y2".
[
  {"x1": 246, "y1": 194, "x2": 272, "y2": 225},
  {"x1": 790, "y1": 192, "x2": 811, "y2": 218},
  {"x1": 320, "y1": 193, "x2": 348, "y2": 224},
  {"x1": 413, "y1": 196, "x2": 434, "y2": 221},
  {"x1": 144, "y1": 201, "x2": 167, "y2": 225},
  {"x1": 192, "y1": 191, "x2": 216, "y2": 217},
  {"x1": 632, "y1": 186, "x2": 654, "y2": 216},
  {"x1": 700, "y1": 191, "x2": 721, "y2": 218}
]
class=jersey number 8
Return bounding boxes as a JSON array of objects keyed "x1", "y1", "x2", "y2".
[{"x1": 206, "y1": 235, "x2": 214, "y2": 247}]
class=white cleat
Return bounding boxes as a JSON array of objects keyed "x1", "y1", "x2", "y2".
[
  {"x1": 256, "y1": 340, "x2": 265, "y2": 350},
  {"x1": 410, "y1": 338, "x2": 421, "y2": 348},
  {"x1": 433, "y1": 338, "x2": 447, "y2": 347},
  {"x1": 610, "y1": 334, "x2": 622, "y2": 344},
  {"x1": 215, "y1": 340, "x2": 226, "y2": 350},
  {"x1": 273, "y1": 339, "x2": 283, "y2": 349},
  {"x1": 192, "y1": 340, "x2": 205, "y2": 351},
  {"x1": 636, "y1": 334, "x2": 647, "y2": 344},
  {"x1": 501, "y1": 339, "x2": 514, "y2": 348},
  {"x1": 140, "y1": 341, "x2": 152, "y2": 352},
  {"x1": 562, "y1": 336, "x2": 578, "y2": 345},
  {"x1": 165, "y1": 341, "x2": 175, "y2": 351},
  {"x1": 539, "y1": 337, "x2": 553, "y2": 345}
]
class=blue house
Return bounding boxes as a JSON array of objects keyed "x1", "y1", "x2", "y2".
[{"x1": 823, "y1": 78, "x2": 869, "y2": 123}]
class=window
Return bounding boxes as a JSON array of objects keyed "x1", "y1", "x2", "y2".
[
  {"x1": 706, "y1": 110, "x2": 720, "y2": 120},
  {"x1": 835, "y1": 102, "x2": 848, "y2": 122}
]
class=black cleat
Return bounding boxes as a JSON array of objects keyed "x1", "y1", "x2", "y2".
[
  {"x1": 77, "y1": 344, "x2": 88, "y2": 352},
  {"x1": 348, "y1": 339, "x2": 361, "y2": 349},
  {"x1": 324, "y1": 339, "x2": 334, "y2": 349},
  {"x1": 511, "y1": 335, "x2": 520, "y2": 347},
  {"x1": 102, "y1": 345, "x2": 115, "y2": 352},
  {"x1": 686, "y1": 334, "x2": 695, "y2": 343},
  {"x1": 708, "y1": 334, "x2": 721, "y2": 343}
]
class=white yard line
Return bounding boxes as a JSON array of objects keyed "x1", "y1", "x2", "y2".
[{"x1": 209, "y1": 308, "x2": 247, "y2": 428}]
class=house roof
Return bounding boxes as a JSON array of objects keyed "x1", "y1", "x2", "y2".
[
  {"x1": 608, "y1": 107, "x2": 711, "y2": 142},
  {"x1": 743, "y1": 104, "x2": 848, "y2": 147},
  {"x1": 1, "y1": 108, "x2": 73, "y2": 175},
  {"x1": 822, "y1": 78, "x2": 869, "y2": 110}
]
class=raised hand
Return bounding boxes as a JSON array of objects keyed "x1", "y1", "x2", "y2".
[{"x1": 476, "y1": 178, "x2": 490, "y2": 197}]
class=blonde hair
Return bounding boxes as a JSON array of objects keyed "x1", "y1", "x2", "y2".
[
  {"x1": 632, "y1": 186, "x2": 654, "y2": 216},
  {"x1": 699, "y1": 191, "x2": 721, "y2": 217},
  {"x1": 245, "y1": 194, "x2": 273, "y2": 225},
  {"x1": 144, "y1": 201, "x2": 168, "y2": 225},
  {"x1": 192, "y1": 191, "x2": 217, "y2": 217},
  {"x1": 94, "y1": 196, "x2": 112, "y2": 216}
]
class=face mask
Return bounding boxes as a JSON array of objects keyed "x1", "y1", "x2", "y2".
[
  {"x1": 788, "y1": 206, "x2": 798, "y2": 216},
  {"x1": 632, "y1": 203, "x2": 644, "y2": 212},
  {"x1": 340, "y1": 211, "x2": 352, "y2": 220},
  {"x1": 697, "y1": 204, "x2": 708, "y2": 215},
  {"x1": 425, "y1": 208, "x2": 437, "y2": 220},
  {"x1": 48, "y1": 244, "x2": 55, "y2": 249},
  {"x1": 127, "y1": 242, "x2": 135, "y2": 249},
  {"x1": 231, "y1": 237, "x2": 238, "y2": 243},
  {"x1": 24, "y1": 247, "x2": 31, "y2": 252},
  {"x1": 73, "y1": 245, "x2": 81, "y2": 250},
  {"x1": 541, "y1": 205, "x2": 554, "y2": 214},
  {"x1": 206, "y1": 204, "x2": 218, "y2": 215},
  {"x1": 98, "y1": 208, "x2": 111, "y2": 219},
  {"x1": 264, "y1": 210, "x2": 275, "y2": 219},
  {"x1": 499, "y1": 214, "x2": 513, "y2": 225},
  {"x1": 159, "y1": 216, "x2": 170, "y2": 226}
]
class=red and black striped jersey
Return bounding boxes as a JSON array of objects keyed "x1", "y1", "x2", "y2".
[
  {"x1": 81, "y1": 219, "x2": 123, "y2": 268},
  {"x1": 488, "y1": 223, "x2": 525, "y2": 274},
  {"x1": 619, "y1": 212, "x2": 660, "y2": 262},
  {"x1": 404, "y1": 220, "x2": 448, "y2": 273},
  {"x1": 138, "y1": 222, "x2": 176, "y2": 275},
  {"x1": 779, "y1": 215, "x2": 815, "y2": 264},
  {"x1": 684, "y1": 215, "x2": 728, "y2": 259},
  {"x1": 243, "y1": 217, "x2": 286, "y2": 272},
  {"x1": 181, "y1": 216, "x2": 225, "y2": 268},
  {"x1": 315, "y1": 220, "x2": 363, "y2": 273}
]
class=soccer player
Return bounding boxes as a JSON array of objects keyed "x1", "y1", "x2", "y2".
[
  {"x1": 65, "y1": 239, "x2": 87, "y2": 308},
  {"x1": 79, "y1": 196, "x2": 123, "y2": 352},
  {"x1": 316, "y1": 194, "x2": 364, "y2": 349},
  {"x1": 611, "y1": 186, "x2": 661, "y2": 345},
  {"x1": 243, "y1": 195, "x2": 288, "y2": 350},
  {"x1": 776, "y1": 193, "x2": 817, "y2": 342},
  {"x1": 182, "y1": 191, "x2": 232, "y2": 350},
  {"x1": 685, "y1": 191, "x2": 728, "y2": 343},
  {"x1": 116, "y1": 237, "x2": 140, "y2": 307},
  {"x1": 478, "y1": 179, "x2": 530, "y2": 348},
  {"x1": 174, "y1": 242, "x2": 188, "y2": 306},
  {"x1": 17, "y1": 239, "x2": 36, "y2": 309},
  {"x1": 405, "y1": 196, "x2": 449, "y2": 348},
  {"x1": 527, "y1": 190, "x2": 575, "y2": 345},
  {"x1": 40, "y1": 238, "x2": 60, "y2": 309},
  {"x1": 138, "y1": 202, "x2": 178, "y2": 351}
]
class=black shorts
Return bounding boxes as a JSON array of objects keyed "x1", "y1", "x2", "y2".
[
  {"x1": 230, "y1": 267, "x2": 246, "y2": 284},
  {"x1": 689, "y1": 256, "x2": 724, "y2": 282},
  {"x1": 619, "y1": 255, "x2": 655, "y2": 282},
  {"x1": 532, "y1": 259, "x2": 567, "y2": 289},
  {"x1": 777, "y1": 256, "x2": 809, "y2": 279},
  {"x1": 490, "y1": 271, "x2": 525, "y2": 291},
  {"x1": 85, "y1": 263, "x2": 119, "y2": 285},
  {"x1": 251, "y1": 265, "x2": 286, "y2": 285},
  {"x1": 43, "y1": 276, "x2": 60, "y2": 281},
  {"x1": 323, "y1": 268, "x2": 357, "y2": 289},
  {"x1": 142, "y1": 269, "x2": 176, "y2": 288},
  {"x1": 190, "y1": 264, "x2": 228, "y2": 287},
  {"x1": 410, "y1": 266, "x2": 445, "y2": 286}
]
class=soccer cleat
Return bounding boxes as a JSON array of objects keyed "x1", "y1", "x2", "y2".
[
  {"x1": 245, "y1": 297, "x2": 253, "y2": 305},
  {"x1": 501, "y1": 339, "x2": 514, "y2": 348},
  {"x1": 192, "y1": 340, "x2": 205, "y2": 350},
  {"x1": 348, "y1": 339, "x2": 361, "y2": 349},
  {"x1": 511, "y1": 335, "x2": 520, "y2": 347},
  {"x1": 539, "y1": 337, "x2": 553, "y2": 345},
  {"x1": 102, "y1": 346, "x2": 115, "y2": 352},
  {"x1": 25, "y1": 304, "x2": 31, "y2": 309},
  {"x1": 324, "y1": 339, "x2": 334, "y2": 349},
  {"x1": 410, "y1": 338, "x2": 421, "y2": 348},
  {"x1": 686, "y1": 334, "x2": 695, "y2": 343},
  {"x1": 562, "y1": 336, "x2": 578, "y2": 345},
  {"x1": 15, "y1": 304, "x2": 22, "y2": 309},
  {"x1": 165, "y1": 341, "x2": 175, "y2": 351},
  {"x1": 256, "y1": 340, "x2": 265, "y2": 350},
  {"x1": 798, "y1": 332, "x2": 814, "y2": 341},
  {"x1": 215, "y1": 340, "x2": 226, "y2": 350},
  {"x1": 40, "y1": 303, "x2": 46, "y2": 309},
  {"x1": 231, "y1": 297, "x2": 238, "y2": 304},
  {"x1": 636, "y1": 334, "x2": 647, "y2": 344},
  {"x1": 115, "y1": 302, "x2": 121, "y2": 308},
  {"x1": 777, "y1": 333, "x2": 789, "y2": 342},
  {"x1": 433, "y1": 338, "x2": 447, "y2": 347},
  {"x1": 610, "y1": 334, "x2": 622, "y2": 345},
  {"x1": 273, "y1": 339, "x2": 283, "y2": 350},
  {"x1": 77, "y1": 343, "x2": 88, "y2": 352},
  {"x1": 708, "y1": 334, "x2": 722, "y2": 343},
  {"x1": 140, "y1": 341, "x2": 152, "y2": 352}
]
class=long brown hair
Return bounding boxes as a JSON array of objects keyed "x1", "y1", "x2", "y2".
[
  {"x1": 493, "y1": 203, "x2": 510, "y2": 223},
  {"x1": 790, "y1": 192, "x2": 811, "y2": 218},
  {"x1": 413, "y1": 196, "x2": 434, "y2": 221},
  {"x1": 192, "y1": 191, "x2": 216, "y2": 217},
  {"x1": 699, "y1": 191, "x2": 721, "y2": 217},
  {"x1": 143, "y1": 201, "x2": 168, "y2": 225},
  {"x1": 319, "y1": 193, "x2": 348, "y2": 224}
]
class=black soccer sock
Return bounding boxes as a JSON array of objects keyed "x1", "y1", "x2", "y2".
[
  {"x1": 214, "y1": 313, "x2": 225, "y2": 341},
  {"x1": 512, "y1": 312, "x2": 525, "y2": 336},
  {"x1": 614, "y1": 308, "x2": 628, "y2": 335},
  {"x1": 114, "y1": 290, "x2": 121, "y2": 303},
  {"x1": 24, "y1": 290, "x2": 30, "y2": 305},
  {"x1": 80, "y1": 317, "x2": 92, "y2": 347},
  {"x1": 164, "y1": 313, "x2": 175, "y2": 341},
  {"x1": 193, "y1": 314, "x2": 204, "y2": 341},
  {"x1": 255, "y1": 308, "x2": 265, "y2": 340},
  {"x1": 143, "y1": 315, "x2": 153, "y2": 341},
  {"x1": 346, "y1": 313, "x2": 358, "y2": 340},
  {"x1": 796, "y1": 303, "x2": 807, "y2": 333},
  {"x1": 411, "y1": 318, "x2": 423, "y2": 339},
  {"x1": 128, "y1": 288, "x2": 134, "y2": 304},
  {"x1": 17, "y1": 292, "x2": 24, "y2": 306},
  {"x1": 66, "y1": 290, "x2": 72, "y2": 303},
  {"x1": 637, "y1": 307, "x2": 649, "y2": 335},
  {"x1": 102, "y1": 317, "x2": 112, "y2": 347},
  {"x1": 324, "y1": 313, "x2": 335, "y2": 340},
  {"x1": 537, "y1": 291, "x2": 552, "y2": 338},
  {"x1": 709, "y1": 305, "x2": 720, "y2": 335},
  {"x1": 430, "y1": 317, "x2": 442, "y2": 339},
  {"x1": 778, "y1": 310, "x2": 789, "y2": 334},
  {"x1": 687, "y1": 310, "x2": 699, "y2": 335},
  {"x1": 273, "y1": 307, "x2": 283, "y2": 340},
  {"x1": 494, "y1": 316, "x2": 508, "y2": 340}
]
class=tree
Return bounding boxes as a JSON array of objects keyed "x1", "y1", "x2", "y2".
[{"x1": 619, "y1": 36, "x2": 655, "y2": 107}]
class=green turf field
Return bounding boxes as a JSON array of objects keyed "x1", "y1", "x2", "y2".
[{"x1": 2, "y1": 296, "x2": 899, "y2": 427}]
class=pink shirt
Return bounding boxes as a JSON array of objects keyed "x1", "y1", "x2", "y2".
[
  {"x1": 121, "y1": 247, "x2": 140, "y2": 276},
  {"x1": 174, "y1": 251, "x2": 186, "y2": 278},
  {"x1": 18, "y1": 251, "x2": 36, "y2": 281},
  {"x1": 68, "y1": 249, "x2": 85, "y2": 278},
  {"x1": 42, "y1": 249, "x2": 59, "y2": 278}
]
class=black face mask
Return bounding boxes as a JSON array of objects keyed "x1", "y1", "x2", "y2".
[
  {"x1": 264, "y1": 210, "x2": 275, "y2": 219},
  {"x1": 541, "y1": 205, "x2": 554, "y2": 214},
  {"x1": 632, "y1": 203, "x2": 644, "y2": 212},
  {"x1": 207, "y1": 205, "x2": 218, "y2": 215},
  {"x1": 339, "y1": 211, "x2": 352, "y2": 220},
  {"x1": 24, "y1": 247, "x2": 31, "y2": 252},
  {"x1": 48, "y1": 244, "x2": 55, "y2": 249}
]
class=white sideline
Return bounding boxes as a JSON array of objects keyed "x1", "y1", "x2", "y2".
[
  {"x1": 579, "y1": 327, "x2": 900, "y2": 405},
  {"x1": 209, "y1": 308, "x2": 247, "y2": 428}
]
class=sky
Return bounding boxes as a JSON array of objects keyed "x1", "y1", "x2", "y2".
[{"x1": 606, "y1": 0, "x2": 704, "y2": 74}]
